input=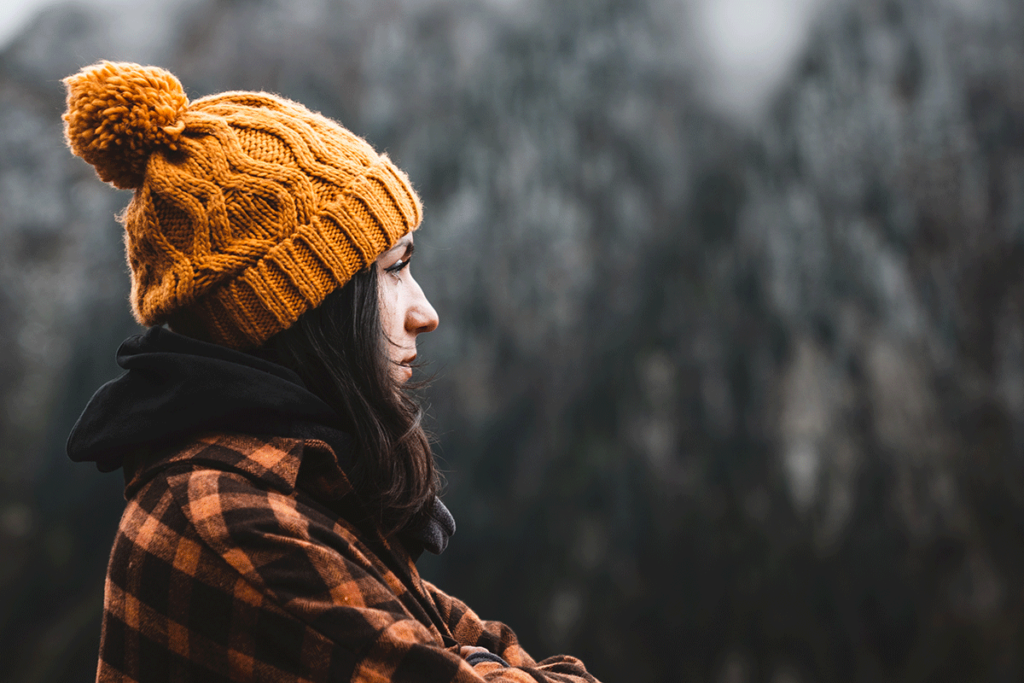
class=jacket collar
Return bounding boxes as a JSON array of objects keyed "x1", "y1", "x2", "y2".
[{"x1": 122, "y1": 432, "x2": 354, "y2": 501}]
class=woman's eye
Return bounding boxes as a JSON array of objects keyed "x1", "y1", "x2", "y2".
[{"x1": 384, "y1": 258, "x2": 410, "y2": 274}]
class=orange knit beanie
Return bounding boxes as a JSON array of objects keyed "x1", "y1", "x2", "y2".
[{"x1": 62, "y1": 61, "x2": 422, "y2": 349}]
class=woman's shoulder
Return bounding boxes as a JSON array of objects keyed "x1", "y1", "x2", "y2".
[
  {"x1": 103, "y1": 433, "x2": 445, "y2": 680},
  {"x1": 124, "y1": 432, "x2": 306, "y2": 498},
  {"x1": 118, "y1": 431, "x2": 399, "y2": 591},
  {"x1": 122, "y1": 432, "x2": 378, "y2": 564}
]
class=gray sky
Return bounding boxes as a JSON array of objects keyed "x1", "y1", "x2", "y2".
[
  {"x1": 692, "y1": 0, "x2": 830, "y2": 120},
  {"x1": 0, "y1": 0, "x2": 59, "y2": 48}
]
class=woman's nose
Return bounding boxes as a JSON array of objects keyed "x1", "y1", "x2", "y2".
[{"x1": 406, "y1": 278, "x2": 439, "y2": 335}]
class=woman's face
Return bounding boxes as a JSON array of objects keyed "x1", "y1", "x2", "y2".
[{"x1": 375, "y1": 233, "x2": 439, "y2": 383}]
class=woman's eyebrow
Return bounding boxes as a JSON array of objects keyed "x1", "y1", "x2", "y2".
[{"x1": 380, "y1": 238, "x2": 414, "y2": 261}]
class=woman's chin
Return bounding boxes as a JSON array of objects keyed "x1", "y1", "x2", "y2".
[{"x1": 396, "y1": 365, "x2": 413, "y2": 383}]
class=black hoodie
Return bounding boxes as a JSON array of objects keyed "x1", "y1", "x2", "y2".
[{"x1": 67, "y1": 326, "x2": 454, "y2": 555}]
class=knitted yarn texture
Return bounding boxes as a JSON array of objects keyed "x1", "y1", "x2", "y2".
[{"x1": 63, "y1": 61, "x2": 422, "y2": 349}]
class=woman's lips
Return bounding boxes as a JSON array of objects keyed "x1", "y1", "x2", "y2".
[{"x1": 398, "y1": 355, "x2": 416, "y2": 381}]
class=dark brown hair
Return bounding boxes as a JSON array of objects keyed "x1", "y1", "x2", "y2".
[{"x1": 259, "y1": 265, "x2": 439, "y2": 535}]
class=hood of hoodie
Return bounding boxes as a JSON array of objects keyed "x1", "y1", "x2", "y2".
[
  {"x1": 67, "y1": 326, "x2": 454, "y2": 555},
  {"x1": 67, "y1": 326, "x2": 340, "y2": 472}
]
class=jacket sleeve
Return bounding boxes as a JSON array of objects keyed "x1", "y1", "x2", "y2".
[
  {"x1": 168, "y1": 467, "x2": 599, "y2": 682},
  {"x1": 423, "y1": 579, "x2": 598, "y2": 682}
]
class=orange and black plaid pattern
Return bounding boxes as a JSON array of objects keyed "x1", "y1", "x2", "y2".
[{"x1": 98, "y1": 433, "x2": 599, "y2": 682}]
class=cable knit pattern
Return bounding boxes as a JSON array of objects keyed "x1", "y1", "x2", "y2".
[{"x1": 62, "y1": 61, "x2": 421, "y2": 348}]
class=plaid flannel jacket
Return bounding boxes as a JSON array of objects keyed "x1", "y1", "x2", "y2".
[{"x1": 98, "y1": 433, "x2": 599, "y2": 682}]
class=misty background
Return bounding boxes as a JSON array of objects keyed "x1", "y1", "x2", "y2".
[{"x1": 1, "y1": 0, "x2": 1023, "y2": 681}]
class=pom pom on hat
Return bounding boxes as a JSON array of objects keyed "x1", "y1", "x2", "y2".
[{"x1": 63, "y1": 61, "x2": 189, "y2": 190}]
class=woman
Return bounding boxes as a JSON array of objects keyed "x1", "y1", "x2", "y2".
[{"x1": 63, "y1": 61, "x2": 598, "y2": 683}]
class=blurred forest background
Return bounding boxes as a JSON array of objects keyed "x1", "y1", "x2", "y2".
[{"x1": 1, "y1": 0, "x2": 1023, "y2": 681}]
